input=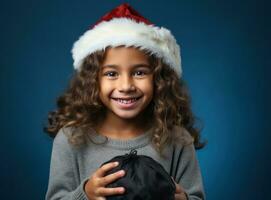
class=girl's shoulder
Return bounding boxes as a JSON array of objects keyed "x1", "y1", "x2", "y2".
[
  {"x1": 171, "y1": 125, "x2": 194, "y2": 148},
  {"x1": 53, "y1": 126, "x2": 82, "y2": 149},
  {"x1": 53, "y1": 126, "x2": 72, "y2": 147},
  {"x1": 53, "y1": 126, "x2": 96, "y2": 150}
]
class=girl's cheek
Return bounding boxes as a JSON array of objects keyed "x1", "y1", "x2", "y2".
[{"x1": 100, "y1": 82, "x2": 116, "y2": 94}]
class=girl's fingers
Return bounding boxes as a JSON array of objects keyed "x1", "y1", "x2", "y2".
[
  {"x1": 96, "y1": 186, "x2": 125, "y2": 196},
  {"x1": 175, "y1": 193, "x2": 187, "y2": 200},
  {"x1": 171, "y1": 176, "x2": 184, "y2": 194},
  {"x1": 100, "y1": 169, "x2": 126, "y2": 186},
  {"x1": 96, "y1": 162, "x2": 119, "y2": 178},
  {"x1": 96, "y1": 198, "x2": 106, "y2": 200},
  {"x1": 175, "y1": 182, "x2": 182, "y2": 194},
  {"x1": 172, "y1": 180, "x2": 188, "y2": 200}
]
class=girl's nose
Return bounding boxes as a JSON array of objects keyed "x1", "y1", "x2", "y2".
[{"x1": 118, "y1": 75, "x2": 136, "y2": 93}]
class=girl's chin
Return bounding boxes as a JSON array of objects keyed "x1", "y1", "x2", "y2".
[{"x1": 114, "y1": 112, "x2": 141, "y2": 120}]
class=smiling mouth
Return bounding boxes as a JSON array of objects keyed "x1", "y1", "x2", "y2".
[{"x1": 111, "y1": 96, "x2": 142, "y2": 104}]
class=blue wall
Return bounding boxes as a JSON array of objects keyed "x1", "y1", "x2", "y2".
[{"x1": 1, "y1": 0, "x2": 270, "y2": 199}]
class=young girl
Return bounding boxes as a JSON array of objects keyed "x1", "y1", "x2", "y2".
[{"x1": 44, "y1": 3, "x2": 207, "y2": 200}]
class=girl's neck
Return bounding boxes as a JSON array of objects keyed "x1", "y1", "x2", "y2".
[{"x1": 94, "y1": 112, "x2": 151, "y2": 140}]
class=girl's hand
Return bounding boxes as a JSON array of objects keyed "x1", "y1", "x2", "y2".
[
  {"x1": 171, "y1": 177, "x2": 188, "y2": 200},
  {"x1": 84, "y1": 161, "x2": 126, "y2": 200}
]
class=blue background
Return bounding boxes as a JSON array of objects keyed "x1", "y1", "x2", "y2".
[{"x1": 1, "y1": 0, "x2": 270, "y2": 199}]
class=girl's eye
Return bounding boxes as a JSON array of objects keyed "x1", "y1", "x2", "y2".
[
  {"x1": 134, "y1": 71, "x2": 146, "y2": 77},
  {"x1": 103, "y1": 70, "x2": 147, "y2": 78},
  {"x1": 104, "y1": 71, "x2": 118, "y2": 77}
]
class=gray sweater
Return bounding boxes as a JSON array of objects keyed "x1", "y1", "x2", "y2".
[{"x1": 45, "y1": 126, "x2": 206, "y2": 200}]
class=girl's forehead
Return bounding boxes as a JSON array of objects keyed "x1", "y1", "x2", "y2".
[
  {"x1": 105, "y1": 46, "x2": 149, "y2": 55},
  {"x1": 101, "y1": 63, "x2": 151, "y2": 71},
  {"x1": 102, "y1": 46, "x2": 150, "y2": 63}
]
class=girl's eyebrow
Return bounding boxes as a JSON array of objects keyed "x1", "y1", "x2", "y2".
[{"x1": 102, "y1": 63, "x2": 150, "y2": 69}]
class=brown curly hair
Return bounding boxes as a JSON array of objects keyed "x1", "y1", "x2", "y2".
[{"x1": 43, "y1": 46, "x2": 207, "y2": 156}]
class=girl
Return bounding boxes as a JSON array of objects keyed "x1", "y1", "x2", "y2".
[{"x1": 44, "y1": 3, "x2": 207, "y2": 200}]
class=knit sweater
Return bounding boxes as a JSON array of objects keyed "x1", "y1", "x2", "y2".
[{"x1": 45, "y1": 126, "x2": 206, "y2": 200}]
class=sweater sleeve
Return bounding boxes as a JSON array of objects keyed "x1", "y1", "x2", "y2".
[
  {"x1": 175, "y1": 142, "x2": 206, "y2": 200},
  {"x1": 45, "y1": 128, "x2": 90, "y2": 200}
]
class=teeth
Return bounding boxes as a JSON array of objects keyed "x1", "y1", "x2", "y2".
[{"x1": 117, "y1": 98, "x2": 137, "y2": 104}]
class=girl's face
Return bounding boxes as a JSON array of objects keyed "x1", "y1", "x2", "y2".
[{"x1": 98, "y1": 46, "x2": 154, "y2": 120}]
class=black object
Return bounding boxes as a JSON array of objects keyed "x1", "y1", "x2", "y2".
[{"x1": 100, "y1": 149, "x2": 176, "y2": 200}]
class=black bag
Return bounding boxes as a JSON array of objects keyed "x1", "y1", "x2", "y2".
[{"x1": 100, "y1": 148, "x2": 177, "y2": 200}]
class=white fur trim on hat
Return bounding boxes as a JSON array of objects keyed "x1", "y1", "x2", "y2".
[{"x1": 71, "y1": 18, "x2": 182, "y2": 77}]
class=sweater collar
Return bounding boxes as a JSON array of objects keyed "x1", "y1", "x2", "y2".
[{"x1": 87, "y1": 127, "x2": 153, "y2": 150}]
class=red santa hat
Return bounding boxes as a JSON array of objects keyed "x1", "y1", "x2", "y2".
[{"x1": 71, "y1": 3, "x2": 182, "y2": 77}]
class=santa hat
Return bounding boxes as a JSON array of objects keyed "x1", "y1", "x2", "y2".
[{"x1": 71, "y1": 3, "x2": 182, "y2": 77}]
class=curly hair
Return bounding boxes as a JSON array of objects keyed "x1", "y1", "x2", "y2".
[{"x1": 43, "y1": 46, "x2": 207, "y2": 156}]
